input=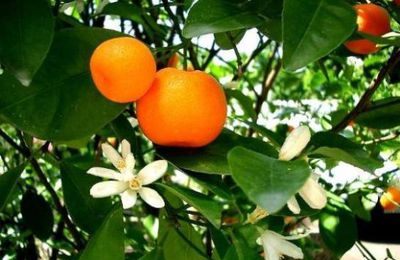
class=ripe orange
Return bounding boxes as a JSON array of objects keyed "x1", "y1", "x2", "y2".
[
  {"x1": 167, "y1": 53, "x2": 179, "y2": 68},
  {"x1": 380, "y1": 186, "x2": 400, "y2": 211},
  {"x1": 90, "y1": 37, "x2": 156, "y2": 103},
  {"x1": 345, "y1": 4, "x2": 390, "y2": 55},
  {"x1": 137, "y1": 68, "x2": 227, "y2": 147}
]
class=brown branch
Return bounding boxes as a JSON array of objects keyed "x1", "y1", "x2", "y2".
[
  {"x1": 332, "y1": 48, "x2": 400, "y2": 132},
  {"x1": 254, "y1": 59, "x2": 282, "y2": 116}
]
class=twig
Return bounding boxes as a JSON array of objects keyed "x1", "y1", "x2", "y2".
[
  {"x1": 161, "y1": 0, "x2": 200, "y2": 69},
  {"x1": 227, "y1": 32, "x2": 243, "y2": 78},
  {"x1": 254, "y1": 58, "x2": 281, "y2": 116},
  {"x1": 332, "y1": 48, "x2": 400, "y2": 132},
  {"x1": 362, "y1": 131, "x2": 400, "y2": 145},
  {"x1": 232, "y1": 39, "x2": 272, "y2": 81},
  {"x1": 0, "y1": 129, "x2": 85, "y2": 249},
  {"x1": 357, "y1": 241, "x2": 377, "y2": 260}
]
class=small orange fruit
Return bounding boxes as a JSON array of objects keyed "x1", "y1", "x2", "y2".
[
  {"x1": 380, "y1": 186, "x2": 400, "y2": 211},
  {"x1": 90, "y1": 37, "x2": 156, "y2": 103},
  {"x1": 137, "y1": 68, "x2": 227, "y2": 147},
  {"x1": 345, "y1": 4, "x2": 391, "y2": 55},
  {"x1": 167, "y1": 53, "x2": 179, "y2": 68}
]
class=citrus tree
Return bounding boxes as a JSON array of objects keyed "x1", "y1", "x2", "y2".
[{"x1": 1, "y1": 0, "x2": 400, "y2": 259}]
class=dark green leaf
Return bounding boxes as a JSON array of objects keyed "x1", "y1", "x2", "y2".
[
  {"x1": 21, "y1": 191, "x2": 54, "y2": 240},
  {"x1": 79, "y1": 206, "x2": 124, "y2": 260},
  {"x1": 319, "y1": 202, "x2": 357, "y2": 256},
  {"x1": 210, "y1": 226, "x2": 230, "y2": 259},
  {"x1": 225, "y1": 229, "x2": 262, "y2": 260},
  {"x1": 347, "y1": 192, "x2": 371, "y2": 221},
  {"x1": 158, "y1": 210, "x2": 207, "y2": 260},
  {"x1": 228, "y1": 147, "x2": 310, "y2": 213},
  {"x1": 139, "y1": 249, "x2": 165, "y2": 260},
  {"x1": 258, "y1": 18, "x2": 282, "y2": 42},
  {"x1": 356, "y1": 97, "x2": 400, "y2": 129},
  {"x1": 310, "y1": 132, "x2": 383, "y2": 172},
  {"x1": 157, "y1": 129, "x2": 277, "y2": 175},
  {"x1": 283, "y1": 0, "x2": 356, "y2": 70},
  {"x1": 214, "y1": 31, "x2": 246, "y2": 50},
  {"x1": 183, "y1": 0, "x2": 264, "y2": 38},
  {"x1": 101, "y1": 2, "x2": 142, "y2": 22},
  {"x1": 0, "y1": 28, "x2": 125, "y2": 142},
  {"x1": 0, "y1": 164, "x2": 26, "y2": 211},
  {"x1": 0, "y1": 0, "x2": 55, "y2": 86},
  {"x1": 156, "y1": 183, "x2": 222, "y2": 228},
  {"x1": 61, "y1": 162, "x2": 112, "y2": 233}
]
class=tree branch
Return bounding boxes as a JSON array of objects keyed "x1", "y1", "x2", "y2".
[{"x1": 332, "y1": 48, "x2": 400, "y2": 132}]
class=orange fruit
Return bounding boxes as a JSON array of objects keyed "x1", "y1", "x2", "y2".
[
  {"x1": 167, "y1": 53, "x2": 179, "y2": 68},
  {"x1": 137, "y1": 68, "x2": 227, "y2": 147},
  {"x1": 345, "y1": 4, "x2": 391, "y2": 55},
  {"x1": 90, "y1": 37, "x2": 156, "y2": 103},
  {"x1": 380, "y1": 186, "x2": 400, "y2": 211}
]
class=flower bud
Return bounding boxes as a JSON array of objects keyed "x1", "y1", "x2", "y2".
[{"x1": 279, "y1": 126, "x2": 311, "y2": 161}]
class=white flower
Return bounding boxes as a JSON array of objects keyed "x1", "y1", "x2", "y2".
[
  {"x1": 256, "y1": 229, "x2": 304, "y2": 260},
  {"x1": 278, "y1": 126, "x2": 327, "y2": 214},
  {"x1": 279, "y1": 126, "x2": 311, "y2": 161},
  {"x1": 246, "y1": 205, "x2": 269, "y2": 224},
  {"x1": 87, "y1": 140, "x2": 168, "y2": 209}
]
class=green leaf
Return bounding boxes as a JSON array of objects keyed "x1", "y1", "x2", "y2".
[
  {"x1": 100, "y1": 2, "x2": 142, "y2": 22},
  {"x1": 214, "y1": 31, "x2": 246, "y2": 50},
  {"x1": 224, "y1": 228, "x2": 262, "y2": 260},
  {"x1": 79, "y1": 206, "x2": 124, "y2": 260},
  {"x1": 309, "y1": 132, "x2": 383, "y2": 172},
  {"x1": 282, "y1": 0, "x2": 356, "y2": 71},
  {"x1": 60, "y1": 162, "x2": 112, "y2": 233},
  {"x1": 156, "y1": 183, "x2": 222, "y2": 228},
  {"x1": 0, "y1": 164, "x2": 26, "y2": 211},
  {"x1": 225, "y1": 89, "x2": 257, "y2": 119},
  {"x1": 258, "y1": 18, "x2": 282, "y2": 42},
  {"x1": 0, "y1": 0, "x2": 55, "y2": 86},
  {"x1": 139, "y1": 249, "x2": 165, "y2": 260},
  {"x1": 21, "y1": 191, "x2": 54, "y2": 241},
  {"x1": 157, "y1": 129, "x2": 277, "y2": 175},
  {"x1": 210, "y1": 226, "x2": 230, "y2": 259},
  {"x1": 182, "y1": 0, "x2": 264, "y2": 38},
  {"x1": 228, "y1": 147, "x2": 310, "y2": 213},
  {"x1": 319, "y1": 203, "x2": 357, "y2": 256},
  {"x1": 356, "y1": 97, "x2": 400, "y2": 129},
  {"x1": 158, "y1": 209, "x2": 207, "y2": 260},
  {"x1": 0, "y1": 28, "x2": 125, "y2": 142},
  {"x1": 347, "y1": 191, "x2": 371, "y2": 221}
]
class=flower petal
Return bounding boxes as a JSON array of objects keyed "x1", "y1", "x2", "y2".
[
  {"x1": 279, "y1": 126, "x2": 311, "y2": 161},
  {"x1": 121, "y1": 153, "x2": 136, "y2": 180},
  {"x1": 267, "y1": 231, "x2": 304, "y2": 259},
  {"x1": 90, "y1": 181, "x2": 128, "y2": 198},
  {"x1": 287, "y1": 196, "x2": 301, "y2": 214},
  {"x1": 138, "y1": 187, "x2": 165, "y2": 208},
  {"x1": 137, "y1": 160, "x2": 168, "y2": 185},
  {"x1": 121, "y1": 139, "x2": 131, "y2": 159},
  {"x1": 87, "y1": 167, "x2": 122, "y2": 180},
  {"x1": 120, "y1": 190, "x2": 137, "y2": 209},
  {"x1": 299, "y1": 177, "x2": 327, "y2": 209},
  {"x1": 102, "y1": 143, "x2": 123, "y2": 169}
]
